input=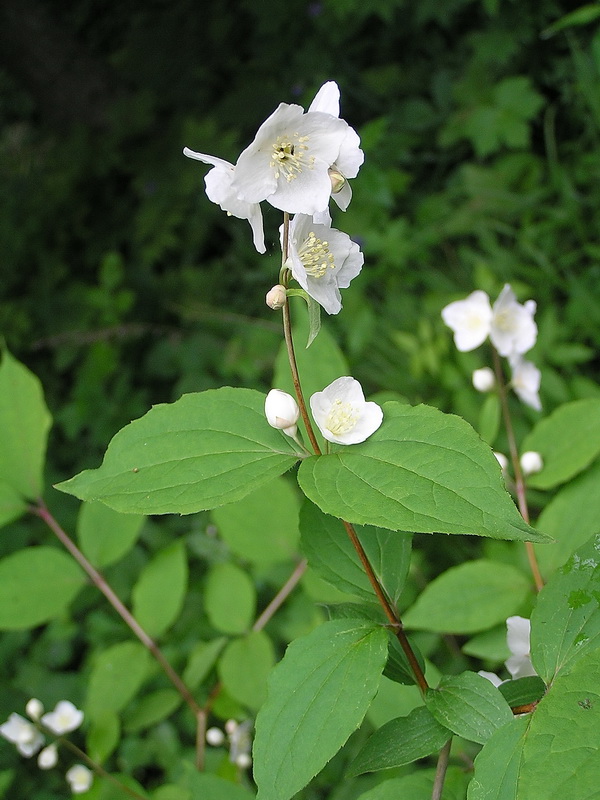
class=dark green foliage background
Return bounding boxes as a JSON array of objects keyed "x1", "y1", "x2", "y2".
[{"x1": 1, "y1": 0, "x2": 600, "y2": 797}]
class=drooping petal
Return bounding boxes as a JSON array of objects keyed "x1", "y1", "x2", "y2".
[
  {"x1": 510, "y1": 357, "x2": 542, "y2": 411},
  {"x1": 441, "y1": 290, "x2": 493, "y2": 351}
]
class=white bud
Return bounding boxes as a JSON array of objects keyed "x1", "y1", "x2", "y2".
[
  {"x1": 26, "y1": 699, "x2": 44, "y2": 721},
  {"x1": 38, "y1": 744, "x2": 58, "y2": 770},
  {"x1": 265, "y1": 389, "x2": 300, "y2": 437},
  {"x1": 472, "y1": 367, "x2": 495, "y2": 393},
  {"x1": 224, "y1": 719, "x2": 238, "y2": 737},
  {"x1": 520, "y1": 450, "x2": 543, "y2": 476},
  {"x1": 236, "y1": 752, "x2": 252, "y2": 769},
  {"x1": 206, "y1": 727, "x2": 225, "y2": 746},
  {"x1": 266, "y1": 284, "x2": 287, "y2": 310},
  {"x1": 65, "y1": 764, "x2": 93, "y2": 794},
  {"x1": 494, "y1": 452, "x2": 509, "y2": 472}
]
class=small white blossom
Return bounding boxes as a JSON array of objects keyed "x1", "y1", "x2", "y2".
[
  {"x1": 285, "y1": 213, "x2": 363, "y2": 314},
  {"x1": 520, "y1": 450, "x2": 544, "y2": 476},
  {"x1": 236, "y1": 752, "x2": 252, "y2": 769},
  {"x1": 38, "y1": 743, "x2": 58, "y2": 769},
  {"x1": 41, "y1": 701, "x2": 84, "y2": 735},
  {"x1": 478, "y1": 670, "x2": 503, "y2": 687},
  {"x1": 472, "y1": 367, "x2": 495, "y2": 392},
  {"x1": 265, "y1": 390, "x2": 300, "y2": 437},
  {"x1": 510, "y1": 357, "x2": 542, "y2": 411},
  {"x1": 182, "y1": 149, "x2": 265, "y2": 253},
  {"x1": 0, "y1": 713, "x2": 45, "y2": 757},
  {"x1": 66, "y1": 764, "x2": 93, "y2": 794},
  {"x1": 25, "y1": 698, "x2": 44, "y2": 721},
  {"x1": 490, "y1": 285, "x2": 537, "y2": 358},
  {"x1": 310, "y1": 377, "x2": 383, "y2": 445},
  {"x1": 505, "y1": 616, "x2": 537, "y2": 680},
  {"x1": 493, "y1": 452, "x2": 509, "y2": 472},
  {"x1": 265, "y1": 284, "x2": 287, "y2": 310},
  {"x1": 441, "y1": 290, "x2": 493, "y2": 352},
  {"x1": 232, "y1": 102, "x2": 349, "y2": 215},
  {"x1": 227, "y1": 719, "x2": 252, "y2": 767}
]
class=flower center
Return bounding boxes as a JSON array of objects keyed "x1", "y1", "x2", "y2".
[
  {"x1": 297, "y1": 231, "x2": 335, "y2": 278},
  {"x1": 325, "y1": 399, "x2": 359, "y2": 435},
  {"x1": 270, "y1": 133, "x2": 314, "y2": 182},
  {"x1": 493, "y1": 309, "x2": 515, "y2": 332}
]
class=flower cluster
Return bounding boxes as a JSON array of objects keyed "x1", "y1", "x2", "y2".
[
  {"x1": 479, "y1": 615, "x2": 537, "y2": 687},
  {"x1": 265, "y1": 377, "x2": 383, "y2": 446},
  {"x1": 205, "y1": 719, "x2": 252, "y2": 769},
  {"x1": 0, "y1": 699, "x2": 91, "y2": 794},
  {"x1": 441, "y1": 284, "x2": 541, "y2": 410},
  {"x1": 185, "y1": 81, "x2": 364, "y2": 315}
]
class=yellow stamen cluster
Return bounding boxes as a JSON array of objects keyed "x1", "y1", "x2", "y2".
[
  {"x1": 325, "y1": 399, "x2": 359, "y2": 435},
  {"x1": 270, "y1": 133, "x2": 314, "y2": 182},
  {"x1": 297, "y1": 232, "x2": 335, "y2": 278}
]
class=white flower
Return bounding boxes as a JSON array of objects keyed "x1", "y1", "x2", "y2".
[
  {"x1": 310, "y1": 377, "x2": 383, "y2": 445},
  {"x1": 265, "y1": 390, "x2": 300, "y2": 437},
  {"x1": 231, "y1": 102, "x2": 349, "y2": 215},
  {"x1": 490, "y1": 285, "x2": 537, "y2": 358},
  {"x1": 206, "y1": 727, "x2": 225, "y2": 746},
  {"x1": 38, "y1": 743, "x2": 58, "y2": 769},
  {"x1": 285, "y1": 213, "x2": 363, "y2": 314},
  {"x1": 472, "y1": 367, "x2": 495, "y2": 392},
  {"x1": 0, "y1": 713, "x2": 45, "y2": 757},
  {"x1": 183, "y1": 149, "x2": 265, "y2": 254},
  {"x1": 25, "y1": 698, "x2": 44, "y2": 721},
  {"x1": 66, "y1": 764, "x2": 93, "y2": 794},
  {"x1": 493, "y1": 451, "x2": 509, "y2": 472},
  {"x1": 505, "y1": 616, "x2": 537, "y2": 679},
  {"x1": 308, "y1": 81, "x2": 364, "y2": 211},
  {"x1": 510, "y1": 357, "x2": 541, "y2": 411},
  {"x1": 41, "y1": 701, "x2": 84, "y2": 735},
  {"x1": 520, "y1": 450, "x2": 543, "y2": 476},
  {"x1": 227, "y1": 719, "x2": 252, "y2": 767},
  {"x1": 478, "y1": 670, "x2": 503, "y2": 687},
  {"x1": 441, "y1": 291, "x2": 493, "y2": 352}
]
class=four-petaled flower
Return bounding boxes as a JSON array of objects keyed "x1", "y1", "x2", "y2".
[
  {"x1": 41, "y1": 701, "x2": 84, "y2": 735},
  {"x1": 490, "y1": 285, "x2": 537, "y2": 358},
  {"x1": 441, "y1": 290, "x2": 493, "y2": 352},
  {"x1": 310, "y1": 377, "x2": 383, "y2": 445},
  {"x1": 284, "y1": 213, "x2": 363, "y2": 314},
  {"x1": 0, "y1": 713, "x2": 45, "y2": 757}
]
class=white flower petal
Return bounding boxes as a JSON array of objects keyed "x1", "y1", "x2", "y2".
[
  {"x1": 66, "y1": 764, "x2": 93, "y2": 794},
  {"x1": 490, "y1": 284, "x2": 537, "y2": 357},
  {"x1": 265, "y1": 389, "x2": 300, "y2": 436},
  {"x1": 310, "y1": 377, "x2": 383, "y2": 445},
  {"x1": 41, "y1": 701, "x2": 84, "y2": 735},
  {"x1": 308, "y1": 81, "x2": 340, "y2": 116},
  {"x1": 506, "y1": 616, "x2": 531, "y2": 658},
  {"x1": 441, "y1": 291, "x2": 493, "y2": 352},
  {"x1": 478, "y1": 670, "x2": 504, "y2": 687},
  {"x1": 38, "y1": 744, "x2": 58, "y2": 769},
  {"x1": 520, "y1": 450, "x2": 543, "y2": 476},
  {"x1": 510, "y1": 358, "x2": 542, "y2": 411}
]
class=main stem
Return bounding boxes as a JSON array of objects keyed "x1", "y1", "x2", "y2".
[{"x1": 491, "y1": 348, "x2": 544, "y2": 591}]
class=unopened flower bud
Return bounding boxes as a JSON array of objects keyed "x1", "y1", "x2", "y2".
[
  {"x1": 265, "y1": 390, "x2": 300, "y2": 437},
  {"x1": 38, "y1": 744, "x2": 58, "y2": 769},
  {"x1": 26, "y1": 699, "x2": 44, "y2": 721},
  {"x1": 266, "y1": 284, "x2": 287, "y2": 310},
  {"x1": 472, "y1": 367, "x2": 495, "y2": 393},
  {"x1": 328, "y1": 167, "x2": 346, "y2": 194},
  {"x1": 224, "y1": 719, "x2": 238, "y2": 737},
  {"x1": 236, "y1": 752, "x2": 252, "y2": 769},
  {"x1": 520, "y1": 450, "x2": 543, "y2": 476},
  {"x1": 206, "y1": 727, "x2": 225, "y2": 746},
  {"x1": 494, "y1": 452, "x2": 509, "y2": 472}
]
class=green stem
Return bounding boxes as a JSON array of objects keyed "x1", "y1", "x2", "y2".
[{"x1": 491, "y1": 348, "x2": 544, "y2": 591}]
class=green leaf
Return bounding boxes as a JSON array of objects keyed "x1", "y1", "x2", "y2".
[
  {"x1": 204, "y1": 562, "x2": 255, "y2": 634},
  {"x1": 183, "y1": 638, "x2": 227, "y2": 689},
  {"x1": 425, "y1": 671, "x2": 513, "y2": 745},
  {"x1": 299, "y1": 499, "x2": 412, "y2": 604},
  {"x1": 0, "y1": 348, "x2": 52, "y2": 513},
  {"x1": 519, "y1": 649, "x2": 600, "y2": 798},
  {"x1": 212, "y1": 477, "x2": 300, "y2": 565},
  {"x1": 531, "y1": 533, "x2": 600, "y2": 683},
  {"x1": 521, "y1": 399, "x2": 600, "y2": 489},
  {"x1": 218, "y1": 630, "x2": 275, "y2": 711},
  {"x1": 56, "y1": 388, "x2": 300, "y2": 514},
  {"x1": 356, "y1": 766, "x2": 469, "y2": 800},
  {"x1": 132, "y1": 541, "x2": 188, "y2": 637},
  {"x1": 542, "y1": 3, "x2": 600, "y2": 38},
  {"x1": 349, "y1": 706, "x2": 450, "y2": 776},
  {"x1": 534, "y1": 460, "x2": 600, "y2": 577},
  {"x1": 123, "y1": 689, "x2": 182, "y2": 732},
  {"x1": 87, "y1": 711, "x2": 121, "y2": 763},
  {"x1": 77, "y1": 502, "x2": 145, "y2": 568},
  {"x1": 0, "y1": 547, "x2": 86, "y2": 629},
  {"x1": 307, "y1": 293, "x2": 322, "y2": 348},
  {"x1": 498, "y1": 676, "x2": 546, "y2": 709},
  {"x1": 467, "y1": 716, "x2": 530, "y2": 800},
  {"x1": 478, "y1": 394, "x2": 500, "y2": 446},
  {"x1": 403, "y1": 560, "x2": 531, "y2": 634},
  {"x1": 86, "y1": 641, "x2": 150, "y2": 719},
  {"x1": 253, "y1": 619, "x2": 388, "y2": 800},
  {"x1": 297, "y1": 403, "x2": 544, "y2": 542},
  {"x1": 384, "y1": 633, "x2": 427, "y2": 686},
  {"x1": 179, "y1": 763, "x2": 255, "y2": 800}
]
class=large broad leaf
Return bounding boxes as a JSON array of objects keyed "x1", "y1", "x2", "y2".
[
  {"x1": 467, "y1": 715, "x2": 530, "y2": 800},
  {"x1": 521, "y1": 398, "x2": 600, "y2": 489},
  {"x1": 298, "y1": 402, "x2": 544, "y2": 542},
  {"x1": 253, "y1": 619, "x2": 388, "y2": 800},
  {"x1": 349, "y1": 706, "x2": 450, "y2": 776},
  {"x1": 299, "y1": 499, "x2": 412, "y2": 605},
  {"x1": 0, "y1": 349, "x2": 52, "y2": 522},
  {"x1": 0, "y1": 547, "x2": 86, "y2": 629},
  {"x1": 56, "y1": 388, "x2": 300, "y2": 514},
  {"x1": 519, "y1": 648, "x2": 600, "y2": 798},
  {"x1": 403, "y1": 560, "x2": 531, "y2": 634},
  {"x1": 531, "y1": 533, "x2": 600, "y2": 683},
  {"x1": 425, "y1": 671, "x2": 513, "y2": 745}
]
